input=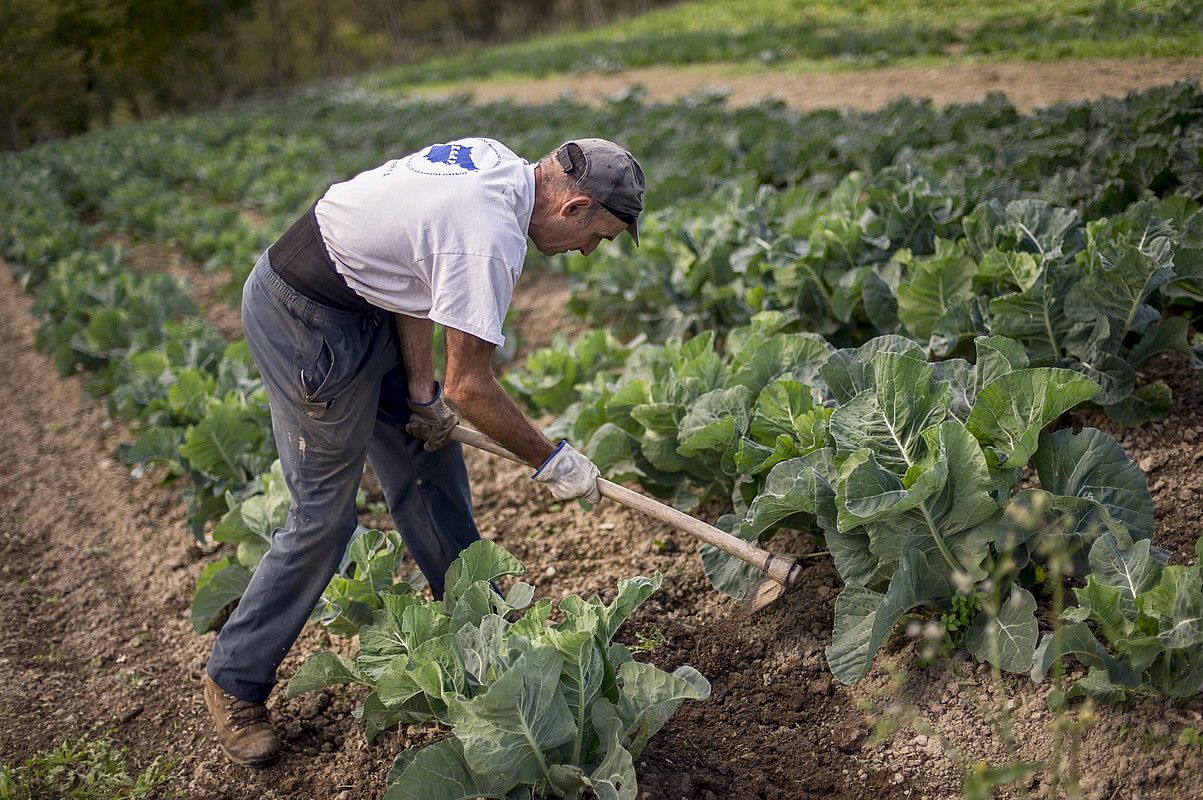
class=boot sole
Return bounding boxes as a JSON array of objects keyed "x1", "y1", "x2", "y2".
[{"x1": 217, "y1": 742, "x2": 280, "y2": 768}]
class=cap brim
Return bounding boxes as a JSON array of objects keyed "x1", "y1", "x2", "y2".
[{"x1": 626, "y1": 218, "x2": 640, "y2": 246}]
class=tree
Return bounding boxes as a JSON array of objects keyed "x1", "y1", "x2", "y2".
[{"x1": 0, "y1": 0, "x2": 83, "y2": 149}]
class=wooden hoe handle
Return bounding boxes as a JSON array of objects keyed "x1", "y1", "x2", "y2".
[{"x1": 449, "y1": 426, "x2": 802, "y2": 588}]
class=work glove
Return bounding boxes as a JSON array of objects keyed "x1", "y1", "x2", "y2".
[
  {"x1": 532, "y1": 441, "x2": 602, "y2": 505},
  {"x1": 406, "y1": 383, "x2": 459, "y2": 451}
]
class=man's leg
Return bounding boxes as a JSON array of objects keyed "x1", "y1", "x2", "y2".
[
  {"x1": 367, "y1": 362, "x2": 481, "y2": 600},
  {"x1": 207, "y1": 254, "x2": 389, "y2": 703}
]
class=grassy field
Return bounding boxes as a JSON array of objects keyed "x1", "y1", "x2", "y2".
[{"x1": 369, "y1": 0, "x2": 1203, "y2": 92}]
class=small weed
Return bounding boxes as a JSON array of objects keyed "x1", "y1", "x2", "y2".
[
  {"x1": 962, "y1": 760, "x2": 1043, "y2": 800},
  {"x1": 629, "y1": 627, "x2": 668, "y2": 655},
  {"x1": 122, "y1": 671, "x2": 147, "y2": 689},
  {"x1": 1139, "y1": 728, "x2": 1173, "y2": 751},
  {"x1": 85, "y1": 546, "x2": 110, "y2": 558},
  {"x1": 650, "y1": 538, "x2": 667, "y2": 552},
  {"x1": 1177, "y1": 727, "x2": 1203, "y2": 748},
  {"x1": 0, "y1": 728, "x2": 175, "y2": 799},
  {"x1": 908, "y1": 594, "x2": 981, "y2": 670},
  {"x1": 31, "y1": 644, "x2": 65, "y2": 665}
]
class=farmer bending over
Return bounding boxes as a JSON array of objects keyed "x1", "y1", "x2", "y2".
[{"x1": 202, "y1": 137, "x2": 645, "y2": 766}]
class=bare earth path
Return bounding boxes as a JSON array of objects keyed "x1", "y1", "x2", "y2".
[
  {"x1": 415, "y1": 57, "x2": 1203, "y2": 112},
  {"x1": 0, "y1": 271, "x2": 399, "y2": 798}
]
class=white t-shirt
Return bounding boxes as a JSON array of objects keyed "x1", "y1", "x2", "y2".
[{"x1": 314, "y1": 137, "x2": 536, "y2": 346}]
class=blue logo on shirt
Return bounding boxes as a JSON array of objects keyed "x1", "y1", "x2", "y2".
[
  {"x1": 425, "y1": 143, "x2": 478, "y2": 171},
  {"x1": 403, "y1": 138, "x2": 500, "y2": 176}
]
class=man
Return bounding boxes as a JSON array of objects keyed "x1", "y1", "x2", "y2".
[{"x1": 201, "y1": 137, "x2": 645, "y2": 766}]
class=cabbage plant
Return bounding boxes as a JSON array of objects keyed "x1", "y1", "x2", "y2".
[
  {"x1": 707, "y1": 334, "x2": 1158, "y2": 684},
  {"x1": 287, "y1": 540, "x2": 709, "y2": 800},
  {"x1": 1034, "y1": 532, "x2": 1203, "y2": 702}
]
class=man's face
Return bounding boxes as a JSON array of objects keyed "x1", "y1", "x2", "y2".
[{"x1": 532, "y1": 196, "x2": 629, "y2": 257}]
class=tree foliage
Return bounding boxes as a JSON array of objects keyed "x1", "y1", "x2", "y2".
[{"x1": 1, "y1": 0, "x2": 666, "y2": 150}]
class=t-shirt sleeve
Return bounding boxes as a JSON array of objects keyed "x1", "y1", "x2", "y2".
[{"x1": 425, "y1": 253, "x2": 515, "y2": 346}]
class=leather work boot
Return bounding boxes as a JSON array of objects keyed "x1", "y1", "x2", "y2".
[{"x1": 202, "y1": 674, "x2": 281, "y2": 767}]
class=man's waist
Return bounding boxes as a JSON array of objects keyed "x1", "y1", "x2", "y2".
[{"x1": 268, "y1": 204, "x2": 374, "y2": 314}]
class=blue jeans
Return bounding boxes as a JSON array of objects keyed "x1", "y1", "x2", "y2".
[{"x1": 207, "y1": 251, "x2": 481, "y2": 703}]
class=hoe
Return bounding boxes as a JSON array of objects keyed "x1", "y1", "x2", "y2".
[{"x1": 451, "y1": 425, "x2": 803, "y2": 613}]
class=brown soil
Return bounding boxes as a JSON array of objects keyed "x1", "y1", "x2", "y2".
[
  {"x1": 508, "y1": 266, "x2": 591, "y2": 364},
  {"x1": 419, "y1": 57, "x2": 1203, "y2": 113}
]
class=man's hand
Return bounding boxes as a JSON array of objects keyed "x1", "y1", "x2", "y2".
[
  {"x1": 406, "y1": 384, "x2": 459, "y2": 451},
  {"x1": 532, "y1": 441, "x2": 602, "y2": 504}
]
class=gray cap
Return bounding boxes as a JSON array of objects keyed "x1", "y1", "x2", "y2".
[{"x1": 554, "y1": 138, "x2": 646, "y2": 245}]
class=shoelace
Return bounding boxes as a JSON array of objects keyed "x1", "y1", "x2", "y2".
[{"x1": 224, "y1": 696, "x2": 269, "y2": 732}]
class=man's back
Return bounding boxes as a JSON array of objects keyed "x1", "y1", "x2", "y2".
[{"x1": 315, "y1": 137, "x2": 536, "y2": 345}]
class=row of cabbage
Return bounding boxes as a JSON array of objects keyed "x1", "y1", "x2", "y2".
[
  {"x1": 0, "y1": 156, "x2": 290, "y2": 615},
  {"x1": 286, "y1": 538, "x2": 709, "y2": 800},
  {"x1": 533, "y1": 186, "x2": 1203, "y2": 426},
  {"x1": 20, "y1": 82, "x2": 1203, "y2": 303},
  {"x1": 510, "y1": 315, "x2": 1203, "y2": 701},
  {"x1": 560, "y1": 83, "x2": 1203, "y2": 370},
  {"x1": 502, "y1": 87, "x2": 1203, "y2": 698},
  {"x1": 47, "y1": 83, "x2": 1200, "y2": 434}
]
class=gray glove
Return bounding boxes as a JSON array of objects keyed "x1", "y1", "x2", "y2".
[
  {"x1": 406, "y1": 383, "x2": 459, "y2": 451},
  {"x1": 532, "y1": 441, "x2": 602, "y2": 504}
]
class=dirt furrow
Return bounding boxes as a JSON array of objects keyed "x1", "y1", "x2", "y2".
[
  {"x1": 414, "y1": 57, "x2": 1203, "y2": 113},
  {"x1": 0, "y1": 270, "x2": 395, "y2": 798}
]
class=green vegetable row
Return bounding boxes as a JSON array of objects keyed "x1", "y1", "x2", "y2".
[
  {"x1": 25, "y1": 82, "x2": 1203, "y2": 307},
  {"x1": 565, "y1": 185, "x2": 1203, "y2": 424},
  {"x1": 520, "y1": 319, "x2": 1200, "y2": 699}
]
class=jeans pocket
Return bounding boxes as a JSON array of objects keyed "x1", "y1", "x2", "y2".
[{"x1": 300, "y1": 336, "x2": 335, "y2": 402}]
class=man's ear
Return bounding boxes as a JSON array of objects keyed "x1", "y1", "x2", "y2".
[{"x1": 560, "y1": 195, "x2": 593, "y2": 218}]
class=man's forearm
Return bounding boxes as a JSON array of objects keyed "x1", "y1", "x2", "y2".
[
  {"x1": 449, "y1": 374, "x2": 556, "y2": 468},
  {"x1": 395, "y1": 314, "x2": 436, "y2": 403}
]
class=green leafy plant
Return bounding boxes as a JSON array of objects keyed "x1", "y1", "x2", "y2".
[
  {"x1": 565, "y1": 186, "x2": 1202, "y2": 426},
  {"x1": 700, "y1": 334, "x2": 1158, "y2": 685},
  {"x1": 286, "y1": 540, "x2": 710, "y2": 800},
  {"x1": 504, "y1": 328, "x2": 641, "y2": 416},
  {"x1": 0, "y1": 729, "x2": 175, "y2": 800},
  {"x1": 1033, "y1": 532, "x2": 1203, "y2": 702}
]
